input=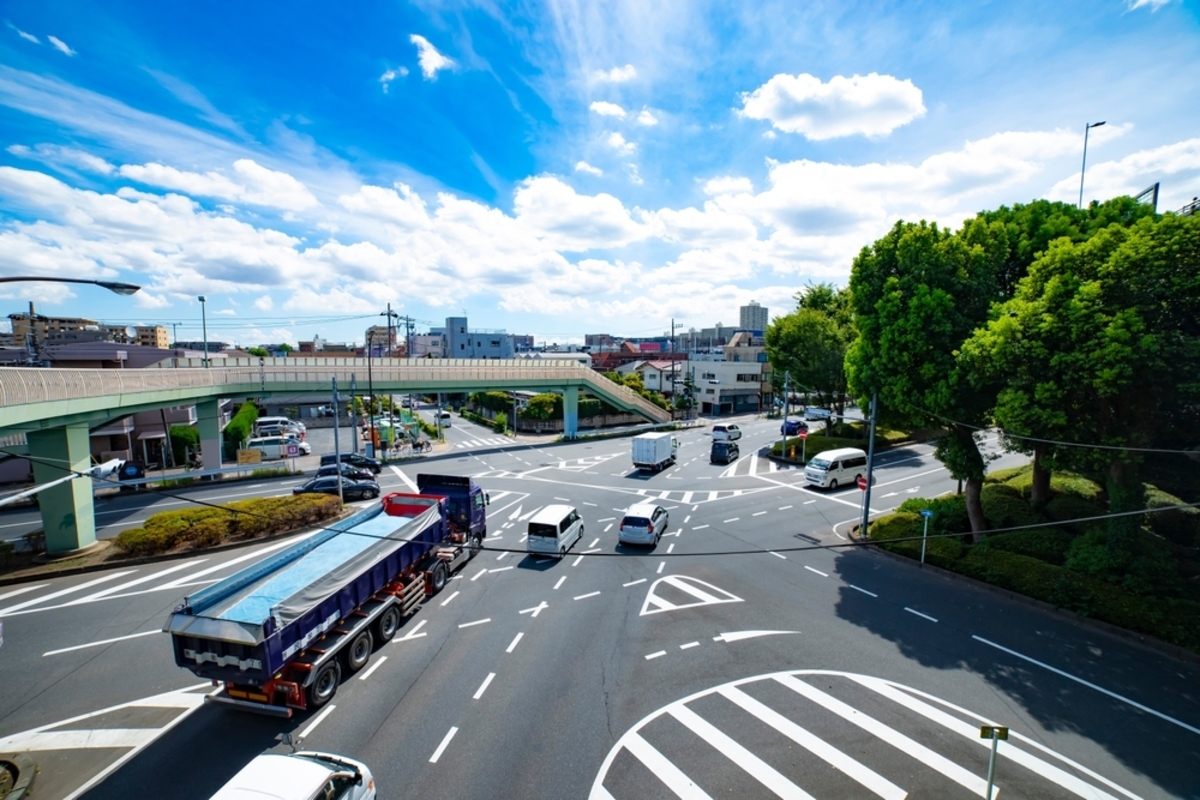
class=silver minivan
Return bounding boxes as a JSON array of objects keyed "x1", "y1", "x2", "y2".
[{"x1": 526, "y1": 504, "x2": 584, "y2": 559}]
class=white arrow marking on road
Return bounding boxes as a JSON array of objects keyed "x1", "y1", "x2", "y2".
[
  {"x1": 520, "y1": 601, "x2": 549, "y2": 618},
  {"x1": 713, "y1": 630, "x2": 798, "y2": 643},
  {"x1": 881, "y1": 492, "x2": 899, "y2": 498},
  {"x1": 905, "y1": 487, "x2": 919, "y2": 493},
  {"x1": 508, "y1": 504, "x2": 523, "y2": 520}
]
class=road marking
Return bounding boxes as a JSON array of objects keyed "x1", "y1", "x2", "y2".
[
  {"x1": 680, "y1": 641, "x2": 699, "y2": 650},
  {"x1": 713, "y1": 630, "x2": 798, "y2": 643},
  {"x1": 440, "y1": 590, "x2": 460, "y2": 607},
  {"x1": 641, "y1": 575, "x2": 743, "y2": 616},
  {"x1": 496, "y1": 551, "x2": 508, "y2": 560},
  {"x1": 574, "y1": 591, "x2": 601, "y2": 600},
  {"x1": 506, "y1": 632, "x2": 524, "y2": 653},
  {"x1": 519, "y1": 602, "x2": 548, "y2": 618},
  {"x1": 656, "y1": 561, "x2": 665, "y2": 574},
  {"x1": 458, "y1": 618, "x2": 491, "y2": 628},
  {"x1": 849, "y1": 585, "x2": 877, "y2": 597},
  {"x1": 778, "y1": 505, "x2": 793, "y2": 510},
  {"x1": 972, "y1": 635, "x2": 1200, "y2": 736},
  {"x1": 358, "y1": 656, "x2": 388, "y2": 681},
  {"x1": 429, "y1": 726, "x2": 458, "y2": 763},
  {"x1": 804, "y1": 566, "x2": 828, "y2": 577},
  {"x1": 298, "y1": 704, "x2": 337, "y2": 738},
  {"x1": 473, "y1": 672, "x2": 496, "y2": 700},
  {"x1": 554, "y1": 576, "x2": 567, "y2": 590},
  {"x1": 683, "y1": 514, "x2": 691, "y2": 523},
  {"x1": 397, "y1": 620, "x2": 427, "y2": 641},
  {"x1": 604, "y1": 523, "x2": 613, "y2": 532},
  {"x1": 692, "y1": 524, "x2": 709, "y2": 530},
  {"x1": 0, "y1": 584, "x2": 49, "y2": 602},
  {"x1": 619, "y1": 732, "x2": 709, "y2": 797},
  {"x1": 667, "y1": 543, "x2": 675, "y2": 554},
  {"x1": 389, "y1": 465, "x2": 417, "y2": 491},
  {"x1": 645, "y1": 651, "x2": 666, "y2": 660},
  {"x1": 470, "y1": 568, "x2": 487, "y2": 582},
  {"x1": 584, "y1": 501, "x2": 597, "y2": 506},
  {"x1": 623, "y1": 578, "x2": 646, "y2": 587},
  {"x1": 43, "y1": 629, "x2": 160, "y2": 656},
  {"x1": 0, "y1": 571, "x2": 137, "y2": 615},
  {"x1": 752, "y1": 511, "x2": 767, "y2": 517},
  {"x1": 904, "y1": 607, "x2": 938, "y2": 623},
  {"x1": 554, "y1": 496, "x2": 571, "y2": 501},
  {"x1": 724, "y1": 517, "x2": 740, "y2": 523},
  {"x1": 583, "y1": 547, "x2": 601, "y2": 553},
  {"x1": 572, "y1": 554, "x2": 585, "y2": 566},
  {"x1": 597, "y1": 517, "x2": 615, "y2": 522},
  {"x1": 804, "y1": 499, "x2": 816, "y2": 505}
]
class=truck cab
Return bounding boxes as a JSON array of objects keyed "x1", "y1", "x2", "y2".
[{"x1": 417, "y1": 473, "x2": 489, "y2": 541}]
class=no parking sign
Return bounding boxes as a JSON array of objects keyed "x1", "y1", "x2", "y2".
[{"x1": 286, "y1": 444, "x2": 299, "y2": 458}]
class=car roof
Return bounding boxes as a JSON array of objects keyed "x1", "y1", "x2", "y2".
[
  {"x1": 210, "y1": 754, "x2": 331, "y2": 800},
  {"x1": 530, "y1": 504, "x2": 575, "y2": 523},
  {"x1": 625, "y1": 502, "x2": 662, "y2": 516}
]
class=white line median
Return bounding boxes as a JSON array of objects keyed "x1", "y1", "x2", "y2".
[{"x1": 43, "y1": 629, "x2": 160, "y2": 657}]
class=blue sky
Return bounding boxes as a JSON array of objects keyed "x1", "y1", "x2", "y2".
[{"x1": 1, "y1": 0, "x2": 1198, "y2": 348}]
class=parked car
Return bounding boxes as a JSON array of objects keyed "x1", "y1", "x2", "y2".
[
  {"x1": 316, "y1": 463, "x2": 375, "y2": 481},
  {"x1": 284, "y1": 435, "x2": 312, "y2": 455},
  {"x1": 210, "y1": 751, "x2": 376, "y2": 800},
  {"x1": 710, "y1": 440, "x2": 740, "y2": 464},
  {"x1": 293, "y1": 476, "x2": 380, "y2": 501},
  {"x1": 712, "y1": 423, "x2": 742, "y2": 441},
  {"x1": 618, "y1": 503, "x2": 669, "y2": 546},
  {"x1": 781, "y1": 418, "x2": 808, "y2": 436},
  {"x1": 319, "y1": 452, "x2": 383, "y2": 474},
  {"x1": 804, "y1": 407, "x2": 832, "y2": 421}
]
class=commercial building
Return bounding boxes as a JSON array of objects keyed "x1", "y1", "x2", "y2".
[
  {"x1": 9, "y1": 310, "x2": 169, "y2": 351},
  {"x1": 739, "y1": 301, "x2": 768, "y2": 332},
  {"x1": 434, "y1": 316, "x2": 516, "y2": 359}
]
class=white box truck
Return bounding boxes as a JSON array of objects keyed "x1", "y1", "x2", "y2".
[{"x1": 632, "y1": 432, "x2": 678, "y2": 472}]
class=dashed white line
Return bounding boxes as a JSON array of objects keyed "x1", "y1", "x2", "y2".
[
  {"x1": 680, "y1": 641, "x2": 700, "y2": 650},
  {"x1": 803, "y1": 500, "x2": 817, "y2": 505},
  {"x1": 458, "y1": 618, "x2": 492, "y2": 629},
  {"x1": 769, "y1": 551, "x2": 787, "y2": 560},
  {"x1": 299, "y1": 704, "x2": 337, "y2": 738},
  {"x1": 574, "y1": 591, "x2": 600, "y2": 601},
  {"x1": 358, "y1": 656, "x2": 388, "y2": 681},
  {"x1": 572, "y1": 554, "x2": 585, "y2": 566},
  {"x1": 753, "y1": 511, "x2": 768, "y2": 517},
  {"x1": 604, "y1": 523, "x2": 613, "y2": 532},
  {"x1": 656, "y1": 561, "x2": 665, "y2": 574},
  {"x1": 693, "y1": 524, "x2": 710, "y2": 530},
  {"x1": 495, "y1": 551, "x2": 508, "y2": 560},
  {"x1": 645, "y1": 651, "x2": 666, "y2": 660},
  {"x1": 429, "y1": 727, "x2": 458, "y2": 763},
  {"x1": 489, "y1": 566, "x2": 514, "y2": 574},
  {"x1": 583, "y1": 547, "x2": 601, "y2": 553},
  {"x1": 473, "y1": 673, "x2": 496, "y2": 700},
  {"x1": 849, "y1": 585, "x2": 877, "y2": 597},
  {"x1": 683, "y1": 515, "x2": 691, "y2": 523},
  {"x1": 667, "y1": 543, "x2": 675, "y2": 554},
  {"x1": 905, "y1": 607, "x2": 938, "y2": 623},
  {"x1": 506, "y1": 632, "x2": 524, "y2": 653},
  {"x1": 724, "y1": 518, "x2": 740, "y2": 523},
  {"x1": 470, "y1": 568, "x2": 487, "y2": 582},
  {"x1": 804, "y1": 566, "x2": 828, "y2": 577},
  {"x1": 439, "y1": 590, "x2": 460, "y2": 607},
  {"x1": 778, "y1": 506, "x2": 793, "y2": 511},
  {"x1": 583, "y1": 502, "x2": 597, "y2": 506},
  {"x1": 623, "y1": 578, "x2": 647, "y2": 587},
  {"x1": 590, "y1": 536, "x2": 601, "y2": 547},
  {"x1": 554, "y1": 576, "x2": 567, "y2": 590},
  {"x1": 597, "y1": 517, "x2": 615, "y2": 522}
]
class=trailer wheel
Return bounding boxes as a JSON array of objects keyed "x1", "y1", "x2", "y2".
[
  {"x1": 429, "y1": 561, "x2": 449, "y2": 592},
  {"x1": 307, "y1": 661, "x2": 341, "y2": 708},
  {"x1": 468, "y1": 532, "x2": 483, "y2": 559},
  {"x1": 374, "y1": 606, "x2": 401, "y2": 643},
  {"x1": 343, "y1": 630, "x2": 373, "y2": 673}
]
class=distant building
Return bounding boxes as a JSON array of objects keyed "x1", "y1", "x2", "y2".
[
  {"x1": 175, "y1": 340, "x2": 232, "y2": 352},
  {"x1": 9, "y1": 309, "x2": 168, "y2": 350},
  {"x1": 411, "y1": 333, "x2": 444, "y2": 358},
  {"x1": 441, "y1": 316, "x2": 515, "y2": 359},
  {"x1": 511, "y1": 334, "x2": 535, "y2": 352},
  {"x1": 363, "y1": 325, "x2": 398, "y2": 355},
  {"x1": 585, "y1": 333, "x2": 615, "y2": 348},
  {"x1": 740, "y1": 301, "x2": 768, "y2": 332}
]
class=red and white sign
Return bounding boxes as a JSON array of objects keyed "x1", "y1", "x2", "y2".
[
  {"x1": 798, "y1": 430, "x2": 808, "y2": 440},
  {"x1": 857, "y1": 475, "x2": 868, "y2": 490},
  {"x1": 286, "y1": 444, "x2": 300, "y2": 458}
]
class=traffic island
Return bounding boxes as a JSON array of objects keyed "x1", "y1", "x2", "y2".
[{"x1": 0, "y1": 753, "x2": 38, "y2": 800}]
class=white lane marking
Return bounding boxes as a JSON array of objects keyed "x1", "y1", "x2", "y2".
[
  {"x1": 723, "y1": 517, "x2": 740, "y2": 523},
  {"x1": 0, "y1": 571, "x2": 137, "y2": 615},
  {"x1": 645, "y1": 651, "x2": 666, "y2": 660},
  {"x1": 458, "y1": 618, "x2": 491, "y2": 628},
  {"x1": 583, "y1": 547, "x2": 601, "y2": 553},
  {"x1": 298, "y1": 704, "x2": 337, "y2": 738},
  {"x1": 358, "y1": 655, "x2": 389, "y2": 681},
  {"x1": 440, "y1": 590, "x2": 460, "y2": 607},
  {"x1": 397, "y1": 619, "x2": 427, "y2": 641},
  {"x1": 553, "y1": 576, "x2": 567, "y2": 590},
  {"x1": 803, "y1": 500, "x2": 816, "y2": 505},
  {"x1": 692, "y1": 524, "x2": 709, "y2": 530},
  {"x1": 904, "y1": 607, "x2": 938, "y2": 623},
  {"x1": 604, "y1": 523, "x2": 613, "y2": 532},
  {"x1": 0, "y1": 584, "x2": 49, "y2": 602},
  {"x1": 804, "y1": 566, "x2": 828, "y2": 577},
  {"x1": 849, "y1": 585, "x2": 878, "y2": 597},
  {"x1": 720, "y1": 686, "x2": 906, "y2": 800},
  {"x1": 714, "y1": 630, "x2": 798, "y2": 643},
  {"x1": 519, "y1": 602, "x2": 548, "y2": 618},
  {"x1": 656, "y1": 561, "x2": 665, "y2": 574},
  {"x1": 389, "y1": 465, "x2": 418, "y2": 491},
  {"x1": 506, "y1": 632, "x2": 524, "y2": 653},
  {"x1": 778, "y1": 505, "x2": 792, "y2": 511},
  {"x1": 752, "y1": 511, "x2": 767, "y2": 517},
  {"x1": 620, "y1": 732, "x2": 712, "y2": 798},
  {"x1": 496, "y1": 551, "x2": 508, "y2": 560},
  {"x1": 574, "y1": 591, "x2": 600, "y2": 600},
  {"x1": 769, "y1": 551, "x2": 786, "y2": 559},
  {"x1": 623, "y1": 578, "x2": 647, "y2": 587},
  {"x1": 572, "y1": 554, "x2": 585, "y2": 566},
  {"x1": 470, "y1": 568, "x2": 487, "y2": 582},
  {"x1": 583, "y1": 502, "x2": 597, "y2": 506},
  {"x1": 597, "y1": 517, "x2": 615, "y2": 522},
  {"x1": 667, "y1": 543, "x2": 675, "y2": 554},
  {"x1": 680, "y1": 641, "x2": 700, "y2": 650},
  {"x1": 429, "y1": 726, "x2": 458, "y2": 763},
  {"x1": 683, "y1": 514, "x2": 691, "y2": 523},
  {"x1": 973, "y1": 635, "x2": 1200, "y2": 737},
  {"x1": 554, "y1": 496, "x2": 571, "y2": 501},
  {"x1": 67, "y1": 561, "x2": 202, "y2": 605},
  {"x1": 43, "y1": 629, "x2": 160, "y2": 657},
  {"x1": 668, "y1": 704, "x2": 818, "y2": 800},
  {"x1": 489, "y1": 566, "x2": 514, "y2": 573},
  {"x1": 473, "y1": 672, "x2": 496, "y2": 700}
]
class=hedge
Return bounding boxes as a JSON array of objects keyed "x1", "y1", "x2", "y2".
[
  {"x1": 984, "y1": 529, "x2": 1075, "y2": 566},
  {"x1": 114, "y1": 494, "x2": 341, "y2": 556},
  {"x1": 1145, "y1": 485, "x2": 1200, "y2": 546}
]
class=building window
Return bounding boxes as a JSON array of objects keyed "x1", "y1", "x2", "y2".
[
  {"x1": 460, "y1": 344, "x2": 465, "y2": 350},
  {"x1": 702, "y1": 372, "x2": 716, "y2": 380}
]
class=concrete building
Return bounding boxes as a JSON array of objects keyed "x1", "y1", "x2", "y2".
[
  {"x1": 616, "y1": 359, "x2": 682, "y2": 395},
  {"x1": 9, "y1": 310, "x2": 169, "y2": 351},
  {"x1": 363, "y1": 325, "x2": 398, "y2": 355},
  {"x1": 585, "y1": 333, "x2": 615, "y2": 348},
  {"x1": 685, "y1": 359, "x2": 768, "y2": 416},
  {"x1": 740, "y1": 301, "x2": 768, "y2": 332},
  {"x1": 411, "y1": 333, "x2": 445, "y2": 358},
  {"x1": 439, "y1": 316, "x2": 515, "y2": 359}
]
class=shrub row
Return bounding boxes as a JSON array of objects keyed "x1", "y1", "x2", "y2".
[{"x1": 114, "y1": 494, "x2": 341, "y2": 557}]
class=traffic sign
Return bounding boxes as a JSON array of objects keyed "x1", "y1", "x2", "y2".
[
  {"x1": 798, "y1": 430, "x2": 808, "y2": 440},
  {"x1": 919, "y1": 509, "x2": 934, "y2": 518},
  {"x1": 286, "y1": 444, "x2": 300, "y2": 457},
  {"x1": 980, "y1": 725, "x2": 1009, "y2": 740},
  {"x1": 857, "y1": 475, "x2": 868, "y2": 490}
]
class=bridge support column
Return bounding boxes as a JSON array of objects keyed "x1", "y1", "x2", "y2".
[
  {"x1": 27, "y1": 424, "x2": 99, "y2": 556},
  {"x1": 563, "y1": 386, "x2": 579, "y2": 439},
  {"x1": 197, "y1": 399, "x2": 222, "y2": 474}
]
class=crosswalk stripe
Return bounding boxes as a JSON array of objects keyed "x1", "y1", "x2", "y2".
[
  {"x1": 682, "y1": 492, "x2": 694, "y2": 504},
  {"x1": 64, "y1": 561, "x2": 202, "y2": 605},
  {"x1": 155, "y1": 534, "x2": 316, "y2": 590},
  {"x1": 777, "y1": 675, "x2": 989, "y2": 796},
  {"x1": 0, "y1": 728, "x2": 161, "y2": 751},
  {"x1": 623, "y1": 731, "x2": 714, "y2": 800},
  {"x1": 668, "y1": 704, "x2": 817, "y2": 800},
  {"x1": 0, "y1": 583, "x2": 49, "y2": 603},
  {"x1": 0, "y1": 571, "x2": 136, "y2": 615},
  {"x1": 719, "y1": 686, "x2": 906, "y2": 800},
  {"x1": 662, "y1": 576, "x2": 723, "y2": 604}
]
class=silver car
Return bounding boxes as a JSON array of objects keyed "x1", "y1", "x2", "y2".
[{"x1": 618, "y1": 503, "x2": 669, "y2": 546}]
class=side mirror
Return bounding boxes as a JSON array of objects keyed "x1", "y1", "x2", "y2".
[
  {"x1": 276, "y1": 732, "x2": 301, "y2": 752},
  {"x1": 485, "y1": 492, "x2": 491, "y2": 505}
]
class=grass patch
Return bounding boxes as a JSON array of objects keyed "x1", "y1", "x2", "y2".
[{"x1": 250, "y1": 467, "x2": 293, "y2": 479}]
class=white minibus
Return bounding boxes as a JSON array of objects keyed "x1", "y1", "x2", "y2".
[
  {"x1": 245, "y1": 435, "x2": 288, "y2": 460},
  {"x1": 526, "y1": 504, "x2": 584, "y2": 559},
  {"x1": 803, "y1": 447, "x2": 868, "y2": 490}
]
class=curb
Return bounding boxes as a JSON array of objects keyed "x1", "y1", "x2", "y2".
[{"x1": 850, "y1": 526, "x2": 1200, "y2": 668}]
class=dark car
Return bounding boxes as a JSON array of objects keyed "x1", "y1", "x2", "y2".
[
  {"x1": 781, "y1": 418, "x2": 808, "y2": 436},
  {"x1": 711, "y1": 441, "x2": 740, "y2": 464},
  {"x1": 293, "y1": 476, "x2": 381, "y2": 501},
  {"x1": 319, "y1": 452, "x2": 383, "y2": 474},
  {"x1": 316, "y1": 463, "x2": 375, "y2": 481}
]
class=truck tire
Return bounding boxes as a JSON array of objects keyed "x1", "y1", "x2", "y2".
[
  {"x1": 468, "y1": 532, "x2": 483, "y2": 559},
  {"x1": 429, "y1": 561, "x2": 448, "y2": 593},
  {"x1": 307, "y1": 661, "x2": 341, "y2": 708},
  {"x1": 374, "y1": 606, "x2": 401, "y2": 643},
  {"x1": 343, "y1": 630, "x2": 373, "y2": 673}
]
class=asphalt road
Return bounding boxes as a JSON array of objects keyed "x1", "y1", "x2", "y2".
[{"x1": 1, "y1": 415, "x2": 1197, "y2": 799}]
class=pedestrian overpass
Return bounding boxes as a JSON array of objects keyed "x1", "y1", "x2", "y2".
[{"x1": 0, "y1": 357, "x2": 670, "y2": 555}]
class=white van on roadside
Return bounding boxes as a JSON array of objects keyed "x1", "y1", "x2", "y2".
[
  {"x1": 245, "y1": 435, "x2": 288, "y2": 460},
  {"x1": 526, "y1": 504, "x2": 584, "y2": 559},
  {"x1": 803, "y1": 447, "x2": 868, "y2": 490},
  {"x1": 210, "y1": 751, "x2": 376, "y2": 800},
  {"x1": 256, "y1": 416, "x2": 305, "y2": 436}
]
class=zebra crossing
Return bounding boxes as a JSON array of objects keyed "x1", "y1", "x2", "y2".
[
  {"x1": 592, "y1": 670, "x2": 1137, "y2": 800},
  {"x1": 718, "y1": 452, "x2": 800, "y2": 479},
  {"x1": 453, "y1": 435, "x2": 516, "y2": 449}
]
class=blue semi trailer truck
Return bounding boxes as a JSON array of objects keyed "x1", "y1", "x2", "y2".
[{"x1": 163, "y1": 474, "x2": 488, "y2": 716}]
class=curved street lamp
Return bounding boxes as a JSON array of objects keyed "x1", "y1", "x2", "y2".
[
  {"x1": 1079, "y1": 120, "x2": 1106, "y2": 209},
  {"x1": 0, "y1": 277, "x2": 141, "y2": 295}
]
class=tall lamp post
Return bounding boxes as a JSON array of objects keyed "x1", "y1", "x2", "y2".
[
  {"x1": 1078, "y1": 120, "x2": 1106, "y2": 209},
  {"x1": 198, "y1": 295, "x2": 210, "y2": 368},
  {"x1": 380, "y1": 305, "x2": 399, "y2": 425},
  {"x1": 366, "y1": 330, "x2": 377, "y2": 459}
]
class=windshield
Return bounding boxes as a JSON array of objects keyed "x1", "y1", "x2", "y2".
[
  {"x1": 528, "y1": 522, "x2": 558, "y2": 538},
  {"x1": 622, "y1": 517, "x2": 649, "y2": 528},
  {"x1": 808, "y1": 458, "x2": 831, "y2": 470}
]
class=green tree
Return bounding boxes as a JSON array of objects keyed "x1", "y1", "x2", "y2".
[
  {"x1": 767, "y1": 282, "x2": 854, "y2": 419},
  {"x1": 277, "y1": 343, "x2": 293, "y2": 354},
  {"x1": 247, "y1": 346, "x2": 269, "y2": 358}
]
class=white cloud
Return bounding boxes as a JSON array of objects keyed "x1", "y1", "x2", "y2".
[
  {"x1": 7, "y1": 24, "x2": 38, "y2": 44},
  {"x1": 762, "y1": 130, "x2": 776, "y2": 140},
  {"x1": 626, "y1": 163, "x2": 643, "y2": 185},
  {"x1": 8, "y1": 143, "x2": 115, "y2": 174},
  {"x1": 380, "y1": 66, "x2": 408, "y2": 93},
  {"x1": 410, "y1": 34, "x2": 454, "y2": 80},
  {"x1": 590, "y1": 64, "x2": 636, "y2": 83},
  {"x1": 512, "y1": 175, "x2": 650, "y2": 251},
  {"x1": 47, "y1": 35, "x2": 75, "y2": 56},
  {"x1": 606, "y1": 132, "x2": 636, "y2": 154},
  {"x1": 337, "y1": 182, "x2": 430, "y2": 228},
  {"x1": 1127, "y1": 0, "x2": 1171, "y2": 9},
  {"x1": 133, "y1": 290, "x2": 170, "y2": 309},
  {"x1": 740, "y1": 72, "x2": 925, "y2": 140},
  {"x1": 703, "y1": 176, "x2": 754, "y2": 196},
  {"x1": 574, "y1": 161, "x2": 603, "y2": 176},
  {"x1": 254, "y1": 294, "x2": 273, "y2": 310},
  {"x1": 118, "y1": 158, "x2": 318, "y2": 211},
  {"x1": 589, "y1": 101, "x2": 626, "y2": 118},
  {"x1": 636, "y1": 109, "x2": 658, "y2": 126},
  {"x1": 215, "y1": 308, "x2": 236, "y2": 315}
]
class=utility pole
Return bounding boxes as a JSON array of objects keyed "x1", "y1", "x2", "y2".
[
  {"x1": 332, "y1": 378, "x2": 343, "y2": 504},
  {"x1": 670, "y1": 318, "x2": 676, "y2": 422},
  {"x1": 858, "y1": 393, "x2": 879, "y2": 539}
]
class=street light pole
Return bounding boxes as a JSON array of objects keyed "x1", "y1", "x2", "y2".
[
  {"x1": 366, "y1": 331, "x2": 376, "y2": 459},
  {"x1": 0, "y1": 277, "x2": 141, "y2": 294},
  {"x1": 1078, "y1": 120, "x2": 1106, "y2": 209},
  {"x1": 198, "y1": 295, "x2": 209, "y2": 368}
]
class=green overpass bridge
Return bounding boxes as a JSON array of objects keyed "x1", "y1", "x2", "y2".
[{"x1": 0, "y1": 357, "x2": 670, "y2": 555}]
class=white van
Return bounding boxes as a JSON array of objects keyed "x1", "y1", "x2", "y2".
[
  {"x1": 526, "y1": 504, "x2": 584, "y2": 559},
  {"x1": 210, "y1": 751, "x2": 376, "y2": 800},
  {"x1": 256, "y1": 416, "x2": 305, "y2": 436},
  {"x1": 803, "y1": 447, "x2": 868, "y2": 490},
  {"x1": 245, "y1": 435, "x2": 288, "y2": 460}
]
